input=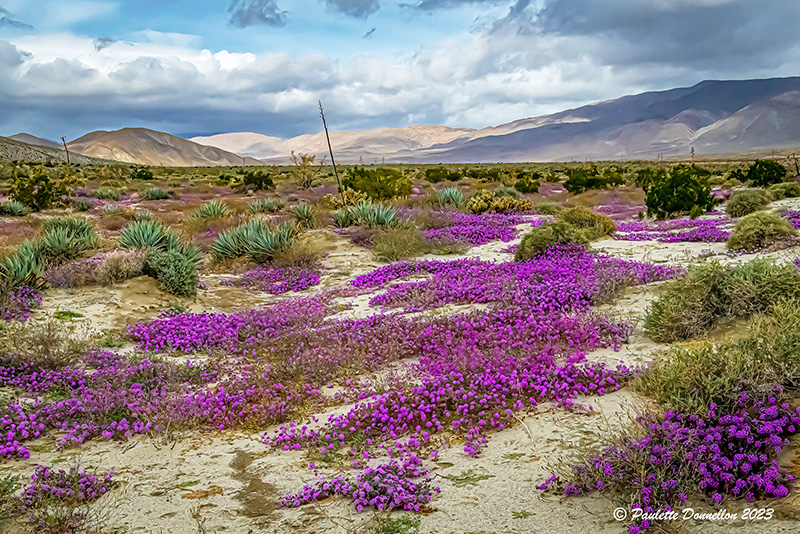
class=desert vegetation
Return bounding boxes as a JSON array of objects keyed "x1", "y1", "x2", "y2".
[{"x1": 2, "y1": 156, "x2": 800, "y2": 534}]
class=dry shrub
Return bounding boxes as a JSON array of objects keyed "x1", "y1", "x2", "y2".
[
  {"x1": 97, "y1": 249, "x2": 147, "y2": 285},
  {"x1": 271, "y1": 238, "x2": 326, "y2": 270},
  {"x1": 0, "y1": 318, "x2": 91, "y2": 370},
  {"x1": 99, "y1": 215, "x2": 128, "y2": 232}
]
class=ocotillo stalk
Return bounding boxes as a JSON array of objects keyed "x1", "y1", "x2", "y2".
[
  {"x1": 319, "y1": 100, "x2": 345, "y2": 206},
  {"x1": 60, "y1": 136, "x2": 70, "y2": 164}
]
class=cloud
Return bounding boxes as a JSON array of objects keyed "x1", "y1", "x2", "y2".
[
  {"x1": 228, "y1": 0, "x2": 287, "y2": 28},
  {"x1": 402, "y1": 0, "x2": 505, "y2": 11},
  {"x1": 0, "y1": 4, "x2": 32, "y2": 29},
  {"x1": 93, "y1": 36, "x2": 114, "y2": 51},
  {"x1": 362, "y1": 27, "x2": 376, "y2": 38},
  {"x1": 325, "y1": 0, "x2": 379, "y2": 18}
]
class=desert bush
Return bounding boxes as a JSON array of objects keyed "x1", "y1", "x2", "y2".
[
  {"x1": 291, "y1": 203, "x2": 315, "y2": 229},
  {"x1": 290, "y1": 152, "x2": 321, "y2": 189},
  {"x1": 343, "y1": 167, "x2": 413, "y2": 201},
  {"x1": 232, "y1": 169, "x2": 276, "y2": 192},
  {"x1": 191, "y1": 199, "x2": 231, "y2": 219},
  {"x1": 514, "y1": 222, "x2": 586, "y2": 261},
  {"x1": 97, "y1": 249, "x2": 147, "y2": 285},
  {"x1": 9, "y1": 164, "x2": 83, "y2": 211},
  {"x1": 0, "y1": 200, "x2": 29, "y2": 217},
  {"x1": 424, "y1": 166, "x2": 461, "y2": 183},
  {"x1": 467, "y1": 190, "x2": 532, "y2": 214},
  {"x1": 463, "y1": 167, "x2": 503, "y2": 182},
  {"x1": 132, "y1": 208, "x2": 153, "y2": 221},
  {"x1": 557, "y1": 206, "x2": 615, "y2": 239},
  {"x1": 433, "y1": 187, "x2": 466, "y2": 207},
  {"x1": 494, "y1": 184, "x2": 519, "y2": 197},
  {"x1": 249, "y1": 197, "x2": 285, "y2": 213},
  {"x1": 321, "y1": 189, "x2": 368, "y2": 209},
  {"x1": 726, "y1": 211, "x2": 797, "y2": 252},
  {"x1": 637, "y1": 300, "x2": 800, "y2": 414},
  {"x1": 768, "y1": 181, "x2": 800, "y2": 200},
  {"x1": 644, "y1": 259, "x2": 800, "y2": 342},
  {"x1": 533, "y1": 201, "x2": 562, "y2": 215},
  {"x1": 131, "y1": 166, "x2": 154, "y2": 180},
  {"x1": 725, "y1": 189, "x2": 771, "y2": 217},
  {"x1": 43, "y1": 257, "x2": 101, "y2": 288},
  {"x1": 145, "y1": 249, "x2": 199, "y2": 297},
  {"x1": 271, "y1": 239, "x2": 326, "y2": 270},
  {"x1": 0, "y1": 317, "x2": 91, "y2": 369},
  {"x1": 564, "y1": 165, "x2": 624, "y2": 194},
  {"x1": 746, "y1": 159, "x2": 788, "y2": 187},
  {"x1": 94, "y1": 186, "x2": 122, "y2": 201},
  {"x1": 72, "y1": 199, "x2": 92, "y2": 212},
  {"x1": 634, "y1": 168, "x2": 667, "y2": 190},
  {"x1": 644, "y1": 164, "x2": 716, "y2": 219},
  {"x1": 513, "y1": 171, "x2": 541, "y2": 194},
  {"x1": 142, "y1": 187, "x2": 172, "y2": 200}
]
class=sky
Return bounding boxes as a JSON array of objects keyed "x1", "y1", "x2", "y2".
[{"x1": 1, "y1": 0, "x2": 800, "y2": 141}]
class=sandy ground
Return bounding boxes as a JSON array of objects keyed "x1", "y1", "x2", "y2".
[{"x1": 9, "y1": 204, "x2": 800, "y2": 534}]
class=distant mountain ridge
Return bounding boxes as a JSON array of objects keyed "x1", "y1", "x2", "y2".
[{"x1": 6, "y1": 76, "x2": 800, "y2": 166}]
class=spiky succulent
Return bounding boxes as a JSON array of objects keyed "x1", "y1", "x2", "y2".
[{"x1": 191, "y1": 199, "x2": 231, "y2": 219}]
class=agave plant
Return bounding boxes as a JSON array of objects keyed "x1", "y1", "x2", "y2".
[
  {"x1": 132, "y1": 208, "x2": 154, "y2": 221},
  {"x1": 0, "y1": 240, "x2": 45, "y2": 288},
  {"x1": 191, "y1": 199, "x2": 231, "y2": 219},
  {"x1": 119, "y1": 220, "x2": 172, "y2": 250},
  {"x1": 249, "y1": 197, "x2": 284, "y2": 214},
  {"x1": 434, "y1": 187, "x2": 466, "y2": 207},
  {"x1": 291, "y1": 203, "x2": 315, "y2": 229},
  {"x1": 0, "y1": 200, "x2": 30, "y2": 217},
  {"x1": 333, "y1": 209, "x2": 353, "y2": 228},
  {"x1": 347, "y1": 202, "x2": 396, "y2": 228},
  {"x1": 102, "y1": 203, "x2": 125, "y2": 216},
  {"x1": 142, "y1": 187, "x2": 172, "y2": 201},
  {"x1": 38, "y1": 216, "x2": 99, "y2": 263},
  {"x1": 212, "y1": 227, "x2": 246, "y2": 261},
  {"x1": 211, "y1": 219, "x2": 294, "y2": 263}
]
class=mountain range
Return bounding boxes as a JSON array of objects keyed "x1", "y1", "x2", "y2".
[{"x1": 5, "y1": 76, "x2": 800, "y2": 166}]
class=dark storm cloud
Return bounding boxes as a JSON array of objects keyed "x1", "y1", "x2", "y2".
[
  {"x1": 326, "y1": 0, "x2": 379, "y2": 18},
  {"x1": 0, "y1": 5, "x2": 32, "y2": 29},
  {"x1": 496, "y1": 0, "x2": 800, "y2": 70},
  {"x1": 228, "y1": 0, "x2": 288, "y2": 28}
]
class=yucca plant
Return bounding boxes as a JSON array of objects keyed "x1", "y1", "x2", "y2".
[
  {"x1": 169, "y1": 240, "x2": 203, "y2": 266},
  {"x1": 142, "y1": 187, "x2": 172, "y2": 201},
  {"x1": 0, "y1": 200, "x2": 29, "y2": 216},
  {"x1": 73, "y1": 199, "x2": 93, "y2": 212},
  {"x1": 38, "y1": 216, "x2": 99, "y2": 263},
  {"x1": 191, "y1": 199, "x2": 231, "y2": 219},
  {"x1": 291, "y1": 203, "x2": 315, "y2": 229},
  {"x1": 249, "y1": 197, "x2": 285, "y2": 214},
  {"x1": 211, "y1": 219, "x2": 294, "y2": 263},
  {"x1": 102, "y1": 204, "x2": 124, "y2": 216},
  {"x1": 119, "y1": 220, "x2": 172, "y2": 250},
  {"x1": 132, "y1": 208, "x2": 153, "y2": 221},
  {"x1": 346, "y1": 202, "x2": 396, "y2": 228},
  {"x1": 434, "y1": 187, "x2": 466, "y2": 207}
]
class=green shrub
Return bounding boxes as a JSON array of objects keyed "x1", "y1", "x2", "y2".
[
  {"x1": 557, "y1": 206, "x2": 616, "y2": 238},
  {"x1": 142, "y1": 187, "x2": 172, "y2": 200},
  {"x1": 768, "y1": 181, "x2": 800, "y2": 200},
  {"x1": 73, "y1": 199, "x2": 92, "y2": 212},
  {"x1": 725, "y1": 189, "x2": 771, "y2": 217},
  {"x1": 372, "y1": 228, "x2": 467, "y2": 262},
  {"x1": 130, "y1": 166, "x2": 154, "y2": 180},
  {"x1": 191, "y1": 200, "x2": 231, "y2": 219},
  {"x1": 514, "y1": 222, "x2": 586, "y2": 261},
  {"x1": 644, "y1": 259, "x2": 800, "y2": 342},
  {"x1": 564, "y1": 166, "x2": 624, "y2": 194},
  {"x1": 637, "y1": 301, "x2": 800, "y2": 413},
  {"x1": 726, "y1": 211, "x2": 797, "y2": 252},
  {"x1": 463, "y1": 168, "x2": 503, "y2": 182},
  {"x1": 494, "y1": 184, "x2": 519, "y2": 198},
  {"x1": 232, "y1": 169, "x2": 275, "y2": 192},
  {"x1": 94, "y1": 186, "x2": 122, "y2": 201},
  {"x1": 533, "y1": 201, "x2": 562, "y2": 215},
  {"x1": 644, "y1": 164, "x2": 716, "y2": 219},
  {"x1": 145, "y1": 249, "x2": 198, "y2": 297},
  {"x1": 343, "y1": 167, "x2": 412, "y2": 201},
  {"x1": 8, "y1": 164, "x2": 82, "y2": 211},
  {"x1": 746, "y1": 159, "x2": 787, "y2": 187},
  {"x1": 249, "y1": 197, "x2": 284, "y2": 213},
  {"x1": 0, "y1": 200, "x2": 29, "y2": 217},
  {"x1": 424, "y1": 166, "x2": 462, "y2": 183},
  {"x1": 513, "y1": 171, "x2": 541, "y2": 194}
]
